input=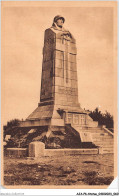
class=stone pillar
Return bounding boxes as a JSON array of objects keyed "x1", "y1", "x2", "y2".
[
  {"x1": 29, "y1": 141, "x2": 45, "y2": 157},
  {"x1": 40, "y1": 27, "x2": 78, "y2": 107}
]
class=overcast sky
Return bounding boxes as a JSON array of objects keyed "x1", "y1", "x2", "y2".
[{"x1": 1, "y1": 1, "x2": 117, "y2": 125}]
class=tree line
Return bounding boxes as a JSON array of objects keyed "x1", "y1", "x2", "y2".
[{"x1": 89, "y1": 107, "x2": 113, "y2": 132}]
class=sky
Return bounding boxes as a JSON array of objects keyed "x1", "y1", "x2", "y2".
[{"x1": 1, "y1": 1, "x2": 117, "y2": 125}]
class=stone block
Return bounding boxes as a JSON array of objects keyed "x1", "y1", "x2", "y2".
[
  {"x1": 56, "y1": 38, "x2": 63, "y2": 45},
  {"x1": 29, "y1": 141, "x2": 45, "y2": 157},
  {"x1": 71, "y1": 88, "x2": 78, "y2": 96},
  {"x1": 43, "y1": 50, "x2": 53, "y2": 62},
  {"x1": 98, "y1": 147, "x2": 104, "y2": 154},
  {"x1": 42, "y1": 69, "x2": 51, "y2": 79},
  {"x1": 44, "y1": 28, "x2": 55, "y2": 42},
  {"x1": 63, "y1": 53, "x2": 69, "y2": 61},
  {"x1": 55, "y1": 41, "x2": 77, "y2": 54},
  {"x1": 64, "y1": 69, "x2": 77, "y2": 80},
  {"x1": 41, "y1": 81, "x2": 54, "y2": 97},
  {"x1": 55, "y1": 32, "x2": 62, "y2": 39},
  {"x1": 55, "y1": 86, "x2": 64, "y2": 94},
  {"x1": 55, "y1": 50, "x2": 64, "y2": 60},
  {"x1": 68, "y1": 45, "x2": 77, "y2": 54},
  {"x1": 55, "y1": 99, "x2": 67, "y2": 106},
  {"x1": 49, "y1": 126, "x2": 65, "y2": 132},
  {"x1": 55, "y1": 86, "x2": 78, "y2": 98},
  {"x1": 55, "y1": 92, "x2": 67, "y2": 102},
  {"x1": 80, "y1": 132, "x2": 92, "y2": 142},
  {"x1": 55, "y1": 59, "x2": 64, "y2": 69},
  {"x1": 64, "y1": 60, "x2": 69, "y2": 70},
  {"x1": 40, "y1": 92, "x2": 54, "y2": 100},
  {"x1": 43, "y1": 41, "x2": 53, "y2": 52},
  {"x1": 69, "y1": 54, "x2": 76, "y2": 63},
  {"x1": 41, "y1": 77, "x2": 54, "y2": 88},
  {"x1": 51, "y1": 119, "x2": 64, "y2": 126},
  {"x1": 63, "y1": 66, "x2": 70, "y2": 82},
  {"x1": 69, "y1": 62, "x2": 77, "y2": 72},
  {"x1": 65, "y1": 87, "x2": 72, "y2": 95},
  {"x1": 67, "y1": 95, "x2": 78, "y2": 103},
  {"x1": 44, "y1": 38, "x2": 55, "y2": 46},
  {"x1": 55, "y1": 41, "x2": 65, "y2": 51},
  {"x1": 69, "y1": 42, "x2": 76, "y2": 48},
  {"x1": 71, "y1": 79, "x2": 78, "y2": 87},
  {"x1": 87, "y1": 121, "x2": 98, "y2": 127},
  {"x1": 55, "y1": 77, "x2": 64, "y2": 86},
  {"x1": 70, "y1": 70, "x2": 77, "y2": 80},
  {"x1": 42, "y1": 61, "x2": 53, "y2": 71},
  {"x1": 55, "y1": 67, "x2": 64, "y2": 78},
  {"x1": 6, "y1": 148, "x2": 27, "y2": 158}
]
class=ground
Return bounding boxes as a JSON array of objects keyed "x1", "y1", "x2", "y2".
[{"x1": 4, "y1": 154, "x2": 114, "y2": 186}]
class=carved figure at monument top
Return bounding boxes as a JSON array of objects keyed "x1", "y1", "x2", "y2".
[
  {"x1": 51, "y1": 15, "x2": 72, "y2": 39},
  {"x1": 52, "y1": 15, "x2": 65, "y2": 28}
]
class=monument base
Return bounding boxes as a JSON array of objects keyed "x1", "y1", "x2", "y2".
[
  {"x1": 17, "y1": 106, "x2": 113, "y2": 153},
  {"x1": 17, "y1": 99, "x2": 113, "y2": 153}
]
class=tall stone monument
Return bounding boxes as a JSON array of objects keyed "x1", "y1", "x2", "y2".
[
  {"x1": 22, "y1": 15, "x2": 94, "y2": 127},
  {"x1": 20, "y1": 16, "x2": 113, "y2": 151}
]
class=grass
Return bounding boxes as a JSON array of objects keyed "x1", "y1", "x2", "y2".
[{"x1": 4, "y1": 154, "x2": 114, "y2": 186}]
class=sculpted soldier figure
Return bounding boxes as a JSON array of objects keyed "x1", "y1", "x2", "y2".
[
  {"x1": 51, "y1": 15, "x2": 73, "y2": 40},
  {"x1": 52, "y1": 15, "x2": 65, "y2": 30}
]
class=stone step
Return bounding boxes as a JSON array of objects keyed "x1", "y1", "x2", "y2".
[
  {"x1": 91, "y1": 134, "x2": 112, "y2": 139},
  {"x1": 70, "y1": 125, "x2": 114, "y2": 152},
  {"x1": 92, "y1": 137, "x2": 113, "y2": 141},
  {"x1": 102, "y1": 149, "x2": 114, "y2": 154},
  {"x1": 95, "y1": 144, "x2": 113, "y2": 148},
  {"x1": 93, "y1": 138, "x2": 113, "y2": 142},
  {"x1": 79, "y1": 131, "x2": 112, "y2": 138},
  {"x1": 92, "y1": 134, "x2": 112, "y2": 138},
  {"x1": 92, "y1": 137, "x2": 112, "y2": 142},
  {"x1": 103, "y1": 146, "x2": 114, "y2": 149},
  {"x1": 94, "y1": 141, "x2": 113, "y2": 145},
  {"x1": 74, "y1": 128, "x2": 102, "y2": 133},
  {"x1": 93, "y1": 141, "x2": 113, "y2": 145},
  {"x1": 83, "y1": 127, "x2": 102, "y2": 130},
  {"x1": 93, "y1": 141, "x2": 113, "y2": 146},
  {"x1": 80, "y1": 129, "x2": 105, "y2": 133},
  {"x1": 98, "y1": 147, "x2": 114, "y2": 154},
  {"x1": 102, "y1": 151, "x2": 113, "y2": 154},
  {"x1": 92, "y1": 139, "x2": 113, "y2": 144},
  {"x1": 92, "y1": 140, "x2": 113, "y2": 145},
  {"x1": 92, "y1": 136, "x2": 113, "y2": 148}
]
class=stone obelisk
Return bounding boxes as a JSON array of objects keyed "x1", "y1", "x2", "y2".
[
  {"x1": 24, "y1": 15, "x2": 87, "y2": 127},
  {"x1": 20, "y1": 15, "x2": 97, "y2": 130}
]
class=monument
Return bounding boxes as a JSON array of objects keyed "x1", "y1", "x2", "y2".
[{"x1": 19, "y1": 16, "x2": 113, "y2": 152}]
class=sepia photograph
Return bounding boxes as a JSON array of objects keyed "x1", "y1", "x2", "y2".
[{"x1": 1, "y1": 1, "x2": 118, "y2": 189}]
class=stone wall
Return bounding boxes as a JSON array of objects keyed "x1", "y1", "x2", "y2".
[
  {"x1": 4, "y1": 148, "x2": 28, "y2": 157},
  {"x1": 44, "y1": 148, "x2": 99, "y2": 156}
]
